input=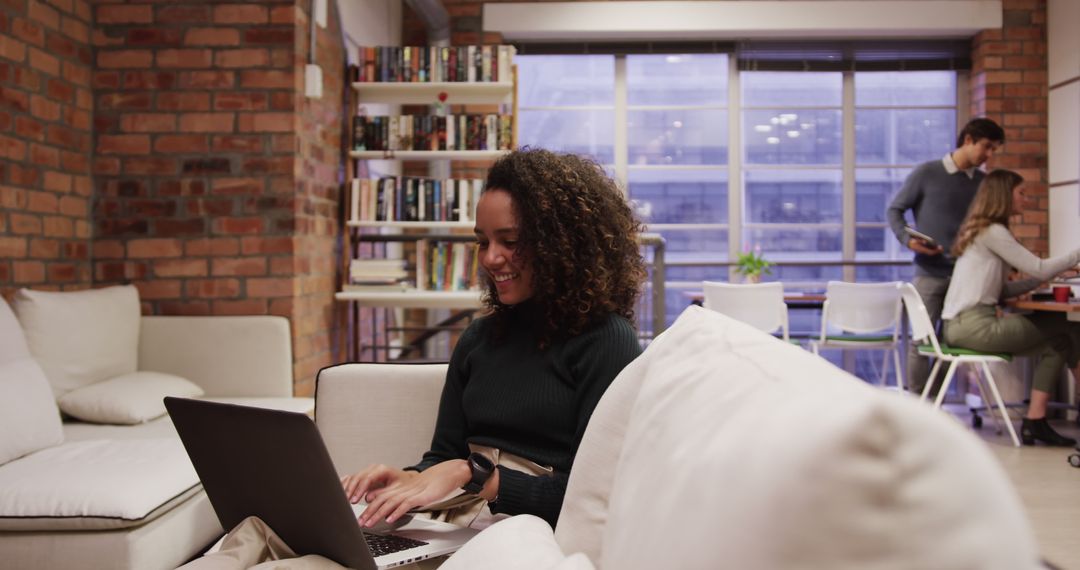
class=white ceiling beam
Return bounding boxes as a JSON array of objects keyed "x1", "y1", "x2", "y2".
[{"x1": 484, "y1": 1, "x2": 1002, "y2": 41}]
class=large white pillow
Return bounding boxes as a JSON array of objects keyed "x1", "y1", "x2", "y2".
[
  {"x1": 0, "y1": 297, "x2": 63, "y2": 465},
  {"x1": 58, "y1": 371, "x2": 205, "y2": 425},
  {"x1": 442, "y1": 515, "x2": 594, "y2": 570},
  {"x1": 553, "y1": 327, "x2": 658, "y2": 561},
  {"x1": 598, "y1": 306, "x2": 1041, "y2": 570},
  {"x1": 13, "y1": 285, "x2": 141, "y2": 397}
]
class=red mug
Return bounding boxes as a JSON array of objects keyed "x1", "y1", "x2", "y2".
[{"x1": 1052, "y1": 285, "x2": 1070, "y2": 303}]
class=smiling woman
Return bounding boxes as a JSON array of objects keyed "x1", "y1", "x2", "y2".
[
  {"x1": 479, "y1": 148, "x2": 648, "y2": 347},
  {"x1": 474, "y1": 190, "x2": 535, "y2": 307},
  {"x1": 341, "y1": 148, "x2": 648, "y2": 533}
]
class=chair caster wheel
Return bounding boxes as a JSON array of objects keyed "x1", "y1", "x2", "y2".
[{"x1": 1069, "y1": 454, "x2": 1080, "y2": 469}]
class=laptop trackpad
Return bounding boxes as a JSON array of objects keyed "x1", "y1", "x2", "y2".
[{"x1": 363, "y1": 515, "x2": 414, "y2": 534}]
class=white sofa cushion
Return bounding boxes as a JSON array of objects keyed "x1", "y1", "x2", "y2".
[
  {"x1": 58, "y1": 371, "x2": 205, "y2": 425},
  {"x1": 13, "y1": 285, "x2": 141, "y2": 397},
  {"x1": 443, "y1": 515, "x2": 595, "y2": 570},
  {"x1": 598, "y1": 306, "x2": 1040, "y2": 570},
  {"x1": 0, "y1": 297, "x2": 64, "y2": 465},
  {"x1": 0, "y1": 438, "x2": 200, "y2": 531}
]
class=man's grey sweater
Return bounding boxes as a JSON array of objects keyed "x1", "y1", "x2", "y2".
[{"x1": 887, "y1": 158, "x2": 984, "y2": 278}]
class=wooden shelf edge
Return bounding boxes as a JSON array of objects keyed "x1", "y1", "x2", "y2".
[
  {"x1": 349, "y1": 150, "x2": 508, "y2": 160},
  {"x1": 346, "y1": 220, "x2": 474, "y2": 229},
  {"x1": 352, "y1": 81, "x2": 514, "y2": 105}
]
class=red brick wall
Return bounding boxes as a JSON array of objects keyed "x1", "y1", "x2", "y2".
[
  {"x1": 292, "y1": 0, "x2": 346, "y2": 394},
  {"x1": 1, "y1": 0, "x2": 345, "y2": 394},
  {"x1": 0, "y1": 0, "x2": 94, "y2": 295},
  {"x1": 970, "y1": 0, "x2": 1048, "y2": 255},
  {"x1": 81, "y1": 0, "x2": 343, "y2": 395},
  {"x1": 91, "y1": 1, "x2": 298, "y2": 317}
]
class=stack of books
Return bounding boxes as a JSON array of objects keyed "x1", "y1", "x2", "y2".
[{"x1": 346, "y1": 259, "x2": 409, "y2": 292}]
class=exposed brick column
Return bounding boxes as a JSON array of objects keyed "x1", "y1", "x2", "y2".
[
  {"x1": 91, "y1": 0, "x2": 344, "y2": 395},
  {"x1": 293, "y1": 0, "x2": 346, "y2": 394},
  {"x1": 971, "y1": 0, "x2": 1049, "y2": 255},
  {"x1": 0, "y1": 0, "x2": 94, "y2": 296},
  {"x1": 92, "y1": 1, "x2": 296, "y2": 315}
]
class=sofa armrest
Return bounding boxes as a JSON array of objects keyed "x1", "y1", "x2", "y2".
[
  {"x1": 314, "y1": 363, "x2": 446, "y2": 476},
  {"x1": 138, "y1": 316, "x2": 293, "y2": 397}
]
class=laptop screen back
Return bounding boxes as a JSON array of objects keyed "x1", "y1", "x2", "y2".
[{"x1": 164, "y1": 397, "x2": 377, "y2": 570}]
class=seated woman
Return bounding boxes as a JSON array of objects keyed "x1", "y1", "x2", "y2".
[
  {"x1": 941, "y1": 168, "x2": 1080, "y2": 446},
  {"x1": 342, "y1": 148, "x2": 648, "y2": 528}
]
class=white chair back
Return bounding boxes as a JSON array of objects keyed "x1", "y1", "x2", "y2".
[
  {"x1": 701, "y1": 281, "x2": 788, "y2": 340},
  {"x1": 821, "y1": 281, "x2": 902, "y2": 336},
  {"x1": 898, "y1": 282, "x2": 943, "y2": 355}
]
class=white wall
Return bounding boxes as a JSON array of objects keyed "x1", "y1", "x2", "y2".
[
  {"x1": 1047, "y1": 0, "x2": 1080, "y2": 257},
  {"x1": 336, "y1": 0, "x2": 402, "y2": 63},
  {"x1": 335, "y1": 0, "x2": 402, "y2": 178}
]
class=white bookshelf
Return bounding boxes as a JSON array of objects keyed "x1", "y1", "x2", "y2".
[
  {"x1": 346, "y1": 220, "x2": 474, "y2": 229},
  {"x1": 335, "y1": 289, "x2": 482, "y2": 309},
  {"x1": 352, "y1": 81, "x2": 514, "y2": 105},
  {"x1": 342, "y1": 67, "x2": 517, "y2": 361},
  {"x1": 349, "y1": 150, "x2": 507, "y2": 161}
]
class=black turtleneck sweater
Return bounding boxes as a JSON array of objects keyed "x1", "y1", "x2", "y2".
[{"x1": 407, "y1": 304, "x2": 641, "y2": 527}]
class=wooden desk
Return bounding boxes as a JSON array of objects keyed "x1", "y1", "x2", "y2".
[{"x1": 1010, "y1": 299, "x2": 1080, "y2": 322}]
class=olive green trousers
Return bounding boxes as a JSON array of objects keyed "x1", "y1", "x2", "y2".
[{"x1": 944, "y1": 304, "x2": 1080, "y2": 393}]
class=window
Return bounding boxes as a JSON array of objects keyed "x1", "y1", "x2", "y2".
[
  {"x1": 854, "y1": 71, "x2": 957, "y2": 283},
  {"x1": 517, "y1": 53, "x2": 960, "y2": 332},
  {"x1": 516, "y1": 55, "x2": 615, "y2": 162}
]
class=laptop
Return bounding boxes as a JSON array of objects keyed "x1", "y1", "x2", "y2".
[{"x1": 164, "y1": 397, "x2": 479, "y2": 570}]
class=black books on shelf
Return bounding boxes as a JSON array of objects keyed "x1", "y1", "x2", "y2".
[
  {"x1": 349, "y1": 177, "x2": 484, "y2": 224},
  {"x1": 350, "y1": 45, "x2": 516, "y2": 83},
  {"x1": 351, "y1": 114, "x2": 513, "y2": 152}
]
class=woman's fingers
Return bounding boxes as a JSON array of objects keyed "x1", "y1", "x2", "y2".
[
  {"x1": 360, "y1": 488, "x2": 410, "y2": 527},
  {"x1": 341, "y1": 464, "x2": 397, "y2": 503},
  {"x1": 360, "y1": 463, "x2": 465, "y2": 526}
]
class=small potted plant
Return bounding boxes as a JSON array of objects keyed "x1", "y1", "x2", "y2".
[{"x1": 735, "y1": 246, "x2": 773, "y2": 284}]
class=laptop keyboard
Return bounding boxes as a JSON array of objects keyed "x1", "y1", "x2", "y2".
[{"x1": 362, "y1": 532, "x2": 429, "y2": 557}]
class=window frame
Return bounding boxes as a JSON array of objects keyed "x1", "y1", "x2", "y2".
[{"x1": 516, "y1": 53, "x2": 968, "y2": 284}]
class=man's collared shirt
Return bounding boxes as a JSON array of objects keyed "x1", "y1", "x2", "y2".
[{"x1": 942, "y1": 152, "x2": 977, "y2": 179}]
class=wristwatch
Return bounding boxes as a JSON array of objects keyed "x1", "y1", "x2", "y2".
[{"x1": 462, "y1": 452, "x2": 495, "y2": 494}]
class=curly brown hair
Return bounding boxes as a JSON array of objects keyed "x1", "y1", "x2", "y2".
[{"x1": 481, "y1": 148, "x2": 647, "y2": 346}]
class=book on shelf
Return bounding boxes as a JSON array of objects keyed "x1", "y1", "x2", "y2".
[
  {"x1": 416, "y1": 239, "x2": 479, "y2": 292},
  {"x1": 352, "y1": 114, "x2": 513, "y2": 152},
  {"x1": 349, "y1": 258, "x2": 408, "y2": 282},
  {"x1": 350, "y1": 45, "x2": 516, "y2": 84},
  {"x1": 350, "y1": 176, "x2": 484, "y2": 223}
]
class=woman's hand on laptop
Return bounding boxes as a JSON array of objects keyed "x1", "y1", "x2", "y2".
[
  {"x1": 356, "y1": 459, "x2": 472, "y2": 528},
  {"x1": 341, "y1": 464, "x2": 417, "y2": 505}
]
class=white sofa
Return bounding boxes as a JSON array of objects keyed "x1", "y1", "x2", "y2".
[
  {"x1": 0, "y1": 286, "x2": 313, "y2": 570},
  {"x1": 315, "y1": 305, "x2": 1044, "y2": 570}
]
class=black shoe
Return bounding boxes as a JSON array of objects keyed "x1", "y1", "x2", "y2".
[{"x1": 1020, "y1": 418, "x2": 1077, "y2": 447}]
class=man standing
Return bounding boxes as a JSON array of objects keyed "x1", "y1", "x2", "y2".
[{"x1": 887, "y1": 117, "x2": 1005, "y2": 395}]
